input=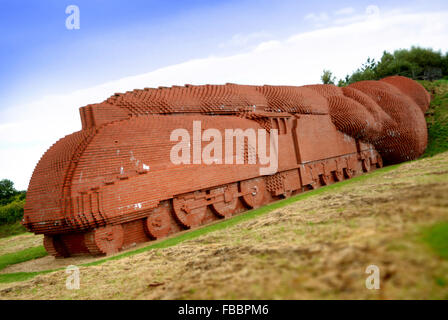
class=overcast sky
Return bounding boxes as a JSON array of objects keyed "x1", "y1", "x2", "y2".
[{"x1": 1, "y1": 0, "x2": 448, "y2": 190}]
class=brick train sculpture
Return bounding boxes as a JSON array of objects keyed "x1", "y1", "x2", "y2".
[{"x1": 23, "y1": 75, "x2": 430, "y2": 257}]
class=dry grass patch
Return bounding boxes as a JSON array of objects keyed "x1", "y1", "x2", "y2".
[{"x1": 0, "y1": 233, "x2": 43, "y2": 256}]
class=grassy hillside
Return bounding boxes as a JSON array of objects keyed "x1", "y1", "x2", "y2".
[
  {"x1": 420, "y1": 79, "x2": 448, "y2": 157},
  {"x1": 0, "y1": 150, "x2": 447, "y2": 299}
]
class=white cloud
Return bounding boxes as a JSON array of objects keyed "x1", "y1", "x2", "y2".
[
  {"x1": 1, "y1": 6, "x2": 448, "y2": 190},
  {"x1": 218, "y1": 31, "x2": 271, "y2": 48},
  {"x1": 304, "y1": 12, "x2": 330, "y2": 26},
  {"x1": 334, "y1": 7, "x2": 355, "y2": 16},
  {"x1": 332, "y1": 5, "x2": 381, "y2": 25}
]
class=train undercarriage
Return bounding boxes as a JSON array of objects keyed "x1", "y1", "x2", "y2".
[{"x1": 43, "y1": 149, "x2": 382, "y2": 257}]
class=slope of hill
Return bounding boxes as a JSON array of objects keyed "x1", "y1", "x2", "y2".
[{"x1": 420, "y1": 80, "x2": 448, "y2": 157}]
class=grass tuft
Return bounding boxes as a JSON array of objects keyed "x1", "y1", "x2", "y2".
[
  {"x1": 0, "y1": 271, "x2": 47, "y2": 284},
  {"x1": 422, "y1": 221, "x2": 448, "y2": 260}
]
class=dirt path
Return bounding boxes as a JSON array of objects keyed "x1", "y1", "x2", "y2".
[{"x1": 1, "y1": 152, "x2": 448, "y2": 299}]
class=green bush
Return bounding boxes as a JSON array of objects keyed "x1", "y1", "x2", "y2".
[
  {"x1": 0, "y1": 196, "x2": 25, "y2": 225},
  {"x1": 0, "y1": 221, "x2": 27, "y2": 238},
  {"x1": 321, "y1": 69, "x2": 336, "y2": 85},
  {"x1": 0, "y1": 179, "x2": 26, "y2": 227}
]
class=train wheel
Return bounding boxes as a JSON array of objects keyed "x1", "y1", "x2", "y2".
[
  {"x1": 343, "y1": 167, "x2": 354, "y2": 179},
  {"x1": 319, "y1": 174, "x2": 331, "y2": 186},
  {"x1": 43, "y1": 235, "x2": 70, "y2": 258},
  {"x1": 333, "y1": 170, "x2": 344, "y2": 182},
  {"x1": 210, "y1": 183, "x2": 239, "y2": 218},
  {"x1": 362, "y1": 158, "x2": 371, "y2": 172},
  {"x1": 84, "y1": 225, "x2": 124, "y2": 255},
  {"x1": 240, "y1": 177, "x2": 266, "y2": 208},
  {"x1": 172, "y1": 191, "x2": 207, "y2": 228},
  {"x1": 376, "y1": 156, "x2": 383, "y2": 168},
  {"x1": 144, "y1": 203, "x2": 171, "y2": 239},
  {"x1": 281, "y1": 190, "x2": 293, "y2": 198}
]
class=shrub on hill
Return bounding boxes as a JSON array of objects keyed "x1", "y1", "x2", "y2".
[
  {"x1": 0, "y1": 179, "x2": 26, "y2": 227},
  {"x1": 323, "y1": 46, "x2": 448, "y2": 86}
]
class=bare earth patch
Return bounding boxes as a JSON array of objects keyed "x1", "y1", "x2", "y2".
[{"x1": 1, "y1": 152, "x2": 448, "y2": 299}]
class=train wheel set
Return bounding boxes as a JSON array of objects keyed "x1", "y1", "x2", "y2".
[{"x1": 43, "y1": 152, "x2": 383, "y2": 257}]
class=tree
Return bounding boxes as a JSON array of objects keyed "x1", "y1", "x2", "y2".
[
  {"x1": 338, "y1": 47, "x2": 447, "y2": 85},
  {"x1": 0, "y1": 179, "x2": 17, "y2": 202},
  {"x1": 337, "y1": 79, "x2": 347, "y2": 87},
  {"x1": 442, "y1": 52, "x2": 448, "y2": 78},
  {"x1": 321, "y1": 69, "x2": 336, "y2": 85},
  {"x1": 345, "y1": 57, "x2": 379, "y2": 84},
  {"x1": 375, "y1": 47, "x2": 445, "y2": 80}
]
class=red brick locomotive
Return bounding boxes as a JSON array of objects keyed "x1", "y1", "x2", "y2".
[{"x1": 23, "y1": 76, "x2": 430, "y2": 257}]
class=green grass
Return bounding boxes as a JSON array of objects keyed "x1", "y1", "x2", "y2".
[
  {"x1": 419, "y1": 80, "x2": 448, "y2": 157},
  {"x1": 435, "y1": 276, "x2": 447, "y2": 287},
  {"x1": 0, "y1": 271, "x2": 51, "y2": 283},
  {"x1": 0, "y1": 246, "x2": 47, "y2": 272},
  {"x1": 422, "y1": 221, "x2": 448, "y2": 260},
  {"x1": 0, "y1": 163, "x2": 400, "y2": 284},
  {"x1": 0, "y1": 221, "x2": 27, "y2": 238}
]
